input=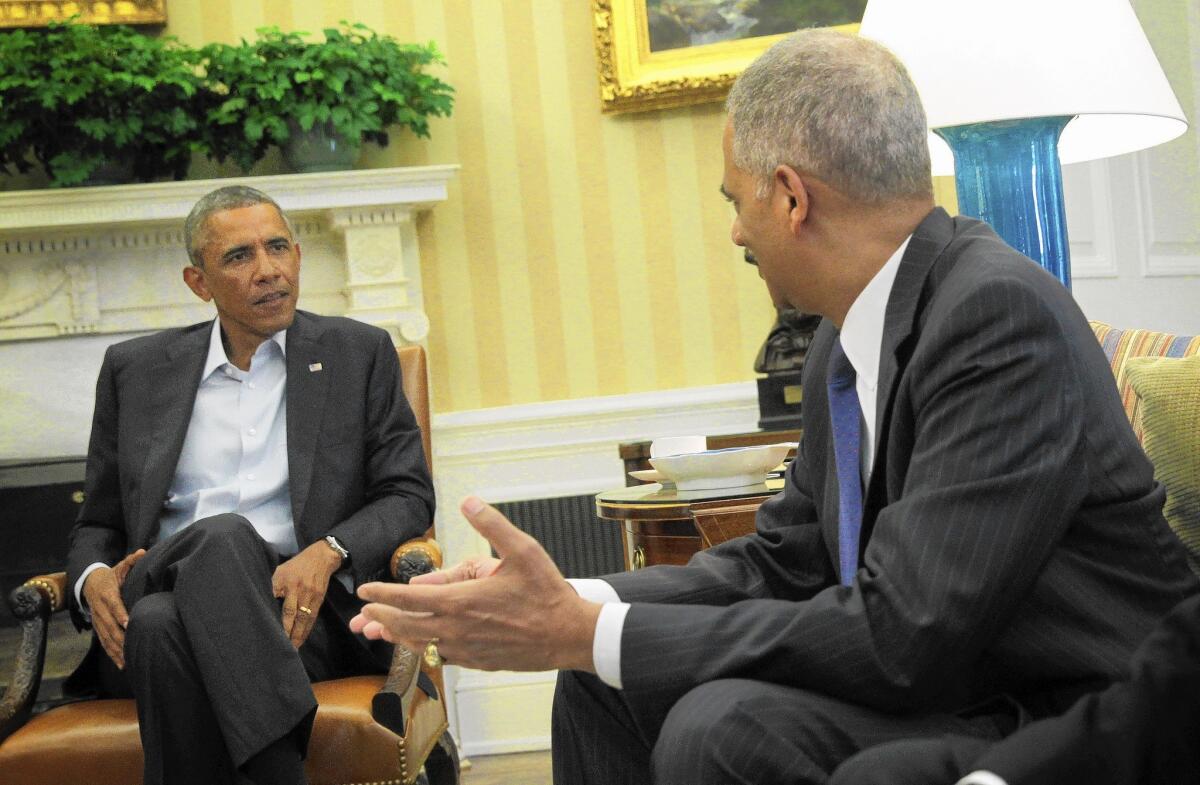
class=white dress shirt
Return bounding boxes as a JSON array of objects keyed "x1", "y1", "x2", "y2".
[
  {"x1": 571, "y1": 236, "x2": 912, "y2": 690},
  {"x1": 75, "y1": 320, "x2": 297, "y2": 607}
]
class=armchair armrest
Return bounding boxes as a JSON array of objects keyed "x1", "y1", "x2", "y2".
[
  {"x1": 1, "y1": 572, "x2": 67, "y2": 743},
  {"x1": 372, "y1": 536, "x2": 444, "y2": 738},
  {"x1": 390, "y1": 537, "x2": 442, "y2": 582}
]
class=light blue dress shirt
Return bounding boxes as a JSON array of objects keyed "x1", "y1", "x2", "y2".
[{"x1": 158, "y1": 320, "x2": 296, "y2": 554}]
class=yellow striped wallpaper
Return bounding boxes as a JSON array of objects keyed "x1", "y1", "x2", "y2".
[{"x1": 164, "y1": 0, "x2": 958, "y2": 413}]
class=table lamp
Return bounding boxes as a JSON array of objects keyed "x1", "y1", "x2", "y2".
[{"x1": 859, "y1": 0, "x2": 1188, "y2": 289}]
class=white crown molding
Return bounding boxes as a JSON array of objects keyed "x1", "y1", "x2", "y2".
[{"x1": 0, "y1": 165, "x2": 459, "y2": 233}]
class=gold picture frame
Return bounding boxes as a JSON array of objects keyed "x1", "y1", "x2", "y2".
[
  {"x1": 593, "y1": 0, "x2": 860, "y2": 114},
  {"x1": 0, "y1": 0, "x2": 166, "y2": 28}
]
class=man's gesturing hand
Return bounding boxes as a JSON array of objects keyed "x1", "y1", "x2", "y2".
[
  {"x1": 81, "y1": 548, "x2": 146, "y2": 670},
  {"x1": 272, "y1": 540, "x2": 342, "y2": 648},
  {"x1": 351, "y1": 497, "x2": 602, "y2": 673}
]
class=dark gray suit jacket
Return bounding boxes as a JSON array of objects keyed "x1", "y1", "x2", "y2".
[
  {"x1": 66, "y1": 310, "x2": 435, "y2": 629},
  {"x1": 606, "y1": 208, "x2": 1198, "y2": 718}
]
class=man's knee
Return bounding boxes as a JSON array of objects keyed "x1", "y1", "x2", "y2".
[
  {"x1": 191, "y1": 513, "x2": 258, "y2": 541},
  {"x1": 652, "y1": 680, "x2": 768, "y2": 781},
  {"x1": 177, "y1": 513, "x2": 267, "y2": 558},
  {"x1": 126, "y1": 593, "x2": 183, "y2": 667},
  {"x1": 652, "y1": 679, "x2": 827, "y2": 785}
]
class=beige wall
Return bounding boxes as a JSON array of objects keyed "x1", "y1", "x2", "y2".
[{"x1": 162, "y1": 1, "x2": 775, "y2": 413}]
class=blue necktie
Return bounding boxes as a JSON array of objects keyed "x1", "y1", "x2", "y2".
[{"x1": 827, "y1": 338, "x2": 863, "y2": 587}]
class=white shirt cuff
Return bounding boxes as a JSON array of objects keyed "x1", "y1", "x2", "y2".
[
  {"x1": 956, "y1": 772, "x2": 1008, "y2": 785},
  {"x1": 566, "y1": 578, "x2": 628, "y2": 689},
  {"x1": 75, "y1": 561, "x2": 109, "y2": 619},
  {"x1": 592, "y1": 601, "x2": 630, "y2": 689},
  {"x1": 567, "y1": 577, "x2": 621, "y2": 604}
]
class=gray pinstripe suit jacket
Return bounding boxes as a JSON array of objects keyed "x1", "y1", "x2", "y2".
[{"x1": 605, "y1": 208, "x2": 1199, "y2": 719}]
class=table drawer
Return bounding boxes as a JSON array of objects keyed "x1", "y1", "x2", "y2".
[{"x1": 623, "y1": 519, "x2": 701, "y2": 570}]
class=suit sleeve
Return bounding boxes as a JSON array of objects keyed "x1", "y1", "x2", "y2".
[
  {"x1": 975, "y1": 594, "x2": 1200, "y2": 785},
  {"x1": 66, "y1": 346, "x2": 130, "y2": 627},
  {"x1": 615, "y1": 276, "x2": 1088, "y2": 712},
  {"x1": 325, "y1": 331, "x2": 435, "y2": 586}
]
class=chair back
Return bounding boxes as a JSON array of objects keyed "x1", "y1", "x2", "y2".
[{"x1": 397, "y1": 345, "x2": 432, "y2": 474}]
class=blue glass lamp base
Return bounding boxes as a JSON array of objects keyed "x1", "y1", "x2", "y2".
[{"x1": 935, "y1": 117, "x2": 1074, "y2": 289}]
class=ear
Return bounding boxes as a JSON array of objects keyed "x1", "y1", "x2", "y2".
[
  {"x1": 774, "y1": 165, "x2": 809, "y2": 235},
  {"x1": 182, "y1": 265, "x2": 212, "y2": 302}
]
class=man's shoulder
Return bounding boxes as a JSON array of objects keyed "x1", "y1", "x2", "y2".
[
  {"x1": 103, "y1": 320, "x2": 211, "y2": 366},
  {"x1": 293, "y1": 311, "x2": 390, "y2": 347},
  {"x1": 925, "y1": 216, "x2": 1076, "y2": 316}
]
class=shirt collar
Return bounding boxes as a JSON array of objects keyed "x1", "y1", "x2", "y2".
[
  {"x1": 839, "y1": 235, "x2": 912, "y2": 392},
  {"x1": 202, "y1": 318, "x2": 287, "y2": 379}
]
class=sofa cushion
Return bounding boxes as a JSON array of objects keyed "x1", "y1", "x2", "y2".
[
  {"x1": 1090, "y1": 321, "x2": 1200, "y2": 443},
  {"x1": 1125, "y1": 354, "x2": 1200, "y2": 575}
]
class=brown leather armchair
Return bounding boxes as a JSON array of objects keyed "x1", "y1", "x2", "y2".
[{"x1": 0, "y1": 345, "x2": 459, "y2": 785}]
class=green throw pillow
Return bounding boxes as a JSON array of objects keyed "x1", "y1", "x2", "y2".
[{"x1": 1125, "y1": 354, "x2": 1200, "y2": 576}]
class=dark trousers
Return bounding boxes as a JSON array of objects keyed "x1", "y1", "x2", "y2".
[
  {"x1": 551, "y1": 671, "x2": 1015, "y2": 785},
  {"x1": 95, "y1": 514, "x2": 384, "y2": 785}
]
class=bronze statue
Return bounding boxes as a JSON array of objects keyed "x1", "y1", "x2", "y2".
[{"x1": 754, "y1": 308, "x2": 822, "y2": 375}]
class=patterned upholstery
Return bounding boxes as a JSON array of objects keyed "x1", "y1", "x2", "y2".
[
  {"x1": 1125, "y1": 355, "x2": 1200, "y2": 575},
  {"x1": 1091, "y1": 321, "x2": 1200, "y2": 576},
  {"x1": 1090, "y1": 321, "x2": 1200, "y2": 442}
]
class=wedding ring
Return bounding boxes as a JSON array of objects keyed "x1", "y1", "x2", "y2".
[
  {"x1": 298, "y1": 605, "x2": 312, "y2": 615},
  {"x1": 424, "y1": 638, "x2": 445, "y2": 668}
]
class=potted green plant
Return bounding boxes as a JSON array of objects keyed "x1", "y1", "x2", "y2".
[
  {"x1": 0, "y1": 21, "x2": 208, "y2": 187},
  {"x1": 201, "y1": 23, "x2": 454, "y2": 173}
]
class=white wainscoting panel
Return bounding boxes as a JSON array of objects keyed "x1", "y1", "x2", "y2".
[{"x1": 1064, "y1": 159, "x2": 1119, "y2": 279}]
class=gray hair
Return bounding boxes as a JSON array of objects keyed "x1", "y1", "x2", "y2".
[
  {"x1": 725, "y1": 29, "x2": 932, "y2": 204},
  {"x1": 183, "y1": 185, "x2": 295, "y2": 267}
]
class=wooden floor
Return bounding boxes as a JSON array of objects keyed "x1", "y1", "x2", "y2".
[{"x1": 461, "y1": 751, "x2": 552, "y2": 785}]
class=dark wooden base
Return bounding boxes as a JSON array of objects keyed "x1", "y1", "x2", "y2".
[
  {"x1": 756, "y1": 371, "x2": 804, "y2": 432},
  {"x1": 623, "y1": 518, "x2": 702, "y2": 569}
]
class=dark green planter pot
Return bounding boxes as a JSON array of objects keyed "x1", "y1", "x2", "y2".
[{"x1": 282, "y1": 121, "x2": 361, "y2": 173}]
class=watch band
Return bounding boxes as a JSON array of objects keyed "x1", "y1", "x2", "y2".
[{"x1": 324, "y1": 535, "x2": 350, "y2": 564}]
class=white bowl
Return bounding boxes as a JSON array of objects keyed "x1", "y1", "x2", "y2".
[
  {"x1": 649, "y1": 443, "x2": 793, "y2": 491},
  {"x1": 649, "y1": 435, "x2": 707, "y2": 458}
]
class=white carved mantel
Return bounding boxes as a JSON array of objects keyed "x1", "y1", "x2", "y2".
[
  {"x1": 0, "y1": 165, "x2": 457, "y2": 460},
  {"x1": 0, "y1": 165, "x2": 458, "y2": 343}
]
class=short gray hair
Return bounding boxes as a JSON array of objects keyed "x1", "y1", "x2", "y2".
[
  {"x1": 184, "y1": 185, "x2": 295, "y2": 267},
  {"x1": 725, "y1": 29, "x2": 932, "y2": 204}
]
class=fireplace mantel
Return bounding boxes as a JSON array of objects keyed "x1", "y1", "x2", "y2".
[{"x1": 0, "y1": 165, "x2": 458, "y2": 343}]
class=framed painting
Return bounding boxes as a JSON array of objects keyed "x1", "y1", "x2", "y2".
[
  {"x1": 0, "y1": 0, "x2": 166, "y2": 28},
  {"x1": 593, "y1": 0, "x2": 864, "y2": 114}
]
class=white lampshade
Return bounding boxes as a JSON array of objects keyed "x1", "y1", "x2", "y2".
[{"x1": 859, "y1": 0, "x2": 1189, "y2": 175}]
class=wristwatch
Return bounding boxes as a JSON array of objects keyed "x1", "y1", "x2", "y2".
[{"x1": 324, "y1": 535, "x2": 350, "y2": 566}]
